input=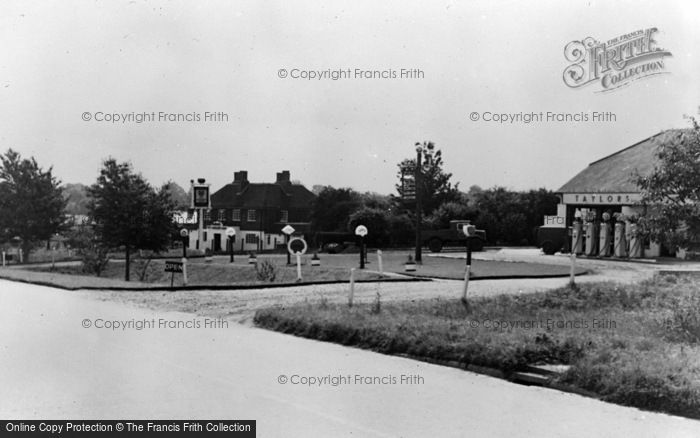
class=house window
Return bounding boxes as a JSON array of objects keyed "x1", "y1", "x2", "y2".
[
  {"x1": 232, "y1": 209, "x2": 241, "y2": 222},
  {"x1": 247, "y1": 209, "x2": 256, "y2": 222},
  {"x1": 267, "y1": 235, "x2": 271, "y2": 245},
  {"x1": 203, "y1": 232, "x2": 208, "y2": 242},
  {"x1": 245, "y1": 233, "x2": 258, "y2": 244},
  {"x1": 218, "y1": 209, "x2": 225, "y2": 222},
  {"x1": 280, "y1": 210, "x2": 289, "y2": 223}
]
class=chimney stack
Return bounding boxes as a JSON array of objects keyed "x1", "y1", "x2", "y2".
[
  {"x1": 233, "y1": 171, "x2": 248, "y2": 183},
  {"x1": 276, "y1": 170, "x2": 291, "y2": 184}
]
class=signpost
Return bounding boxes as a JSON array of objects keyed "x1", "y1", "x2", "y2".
[
  {"x1": 179, "y1": 228, "x2": 189, "y2": 286},
  {"x1": 282, "y1": 225, "x2": 295, "y2": 265},
  {"x1": 190, "y1": 178, "x2": 211, "y2": 253},
  {"x1": 226, "y1": 227, "x2": 236, "y2": 262},
  {"x1": 165, "y1": 261, "x2": 184, "y2": 288},
  {"x1": 355, "y1": 225, "x2": 368, "y2": 269},
  {"x1": 287, "y1": 236, "x2": 307, "y2": 282},
  {"x1": 461, "y1": 224, "x2": 477, "y2": 307}
]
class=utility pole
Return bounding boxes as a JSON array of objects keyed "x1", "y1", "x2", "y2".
[{"x1": 414, "y1": 143, "x2": 423, "y2": 264}]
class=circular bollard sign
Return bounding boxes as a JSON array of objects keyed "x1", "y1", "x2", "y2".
[
  {"x1": 179, "y1": 228, "x2": 189, "y2": 238},
  {"x1": 225, "y1": 227, "x2": 236, "y2": 237},
  {"x1": 355, "y1": 225, "x2": 368, "y2": 237},
  {"x1": 462, "y1": 224, "x2": 476, "y2": 237},
  {"x1": 287, "y1": 237, "x2": 308, "y2": 255}
]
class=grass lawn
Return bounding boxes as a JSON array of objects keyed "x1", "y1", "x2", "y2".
[
  {"x1": 219, "y1": 251, "x2": 586, "y2": 279},
  {"x1": 20, "y1": 256, "x2": 398, "y2": 288},
  {"x1": 254, "y1": 275, "x2": 700, "y2": 419}
]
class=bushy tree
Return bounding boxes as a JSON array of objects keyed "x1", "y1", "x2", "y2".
[
  {"x1": 395, "y1": 143, "x2": 460, "y2": 215},
  {"x1": 636, "y1": 119, "x2": 700, "y2": 250},
  {"x1": 0, "y1": 149, "x2": 66, "y2": 261},
  {"x1": 347, "y1": 207, "x2": 390, "y2": 247},
  {"x1": 87, "y1": 159, "x2": 176, "y2": 281},
  {"x1": 311, "y1": 186, "x2": 362, "y2": 232},
  {"x1": 426, "y1": 201, "x2": 478, "y2": 229}
]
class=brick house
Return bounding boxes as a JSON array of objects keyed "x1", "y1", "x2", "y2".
[{"x1": 192, "y1": 170, "x2": 315, "y2": 253}]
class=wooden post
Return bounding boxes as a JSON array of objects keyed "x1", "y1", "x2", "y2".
[
  {"x1": 461, "y1": 238, "x2": 472, "y2": 306},
  {"x1": 569, "y1": 251, "x2": 576, "y2": 286},
  {"x1": 349, "y1": 268, "x2": 356, "y2": 307},
  {"x1": 182, "y1": 257, "x2": 188, "y2": 286},
  {"x1": 360, "y1": 236, "x2": 365, "y2": 269},
  {"x1": 2, "y1": 251, "x2": 5, "y2": 267}
]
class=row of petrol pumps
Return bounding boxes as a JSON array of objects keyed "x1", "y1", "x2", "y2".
[{"x1": 570, "y1": 209, "x2": 645, "y2": 258}]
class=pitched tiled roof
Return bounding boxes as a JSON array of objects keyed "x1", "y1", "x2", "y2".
[
  {"x1": 557, "y1": 129, "x2": 686, "y2": 193},
  {"x1": 210, "y1": 181, "x2": 315, "y2": 208}
]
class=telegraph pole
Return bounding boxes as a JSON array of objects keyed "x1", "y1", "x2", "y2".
[{"x1": 414, "y1": 143, "x2": 423, "y2": 264}]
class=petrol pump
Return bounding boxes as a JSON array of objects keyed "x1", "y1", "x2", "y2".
[
  {"x1": 628, "y1": 219, "x2": 642, "y2": 258},
  {"x1": 584, "y1": 210, "x2": 598, "y2": 256},
  {"x1": 613, "y1": 214, "x2": 627, "y2": 257},
  {"x1": 571, "y1": 211, "x2": 583, "y2": 255},
  {"x1": 598, "y1": 211, "x2": 612, "y2": 257}
]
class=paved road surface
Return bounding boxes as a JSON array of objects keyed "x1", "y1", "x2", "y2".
[{"x1": 1, "y1": 280, "x2": 699, "y2": 437}]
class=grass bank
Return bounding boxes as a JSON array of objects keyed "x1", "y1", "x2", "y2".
[{"x1": 254, "y1": 276, "x2": 700, "y2": 419}]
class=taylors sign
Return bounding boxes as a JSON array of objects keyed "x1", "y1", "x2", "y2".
[{"x1": 562, "y1": 193, "x2": 641, "y2": 205}]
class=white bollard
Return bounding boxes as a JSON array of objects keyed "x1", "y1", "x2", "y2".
[
  {"x1": 1, "y1": 251, "x2": 5, "y2": 267},
  {"x1": 296, "y1": 253, "x2": 302, "y2": 282},
  {"x1": 569, "y1": 252, "x2": 576, "y2": 286},
  {"x1": 349, "y1": 268, "x2": 356, "y2": 307},
  {"x1": 377, "y1": 250, "x2": 383, "y2": 275},
  {"x1": 181, "y1": 257, "x2": 188, "y2": 286},
  {"x1": 461, "y1": 265, "x2": 471, "y2": 302}
]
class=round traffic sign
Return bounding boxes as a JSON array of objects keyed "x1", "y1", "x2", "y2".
[
  {"x1": 462, "y1": 224, "x2": 476, "y2": 237},
  {"x1": 225, "y1": 227, "x2": 236, "y2": 237},
  {"x1": 282, "y1": 225, "x2": 295, "y2": 235},
  {"x1": 287, "y1": 237, "x2": 308, "y2": 255},
  {"x1": 179, "y1": 229, "x2": 189, "y2": 238},
  {"x1": 355, "y1": 225, "x2": 368, "y2": 237}
]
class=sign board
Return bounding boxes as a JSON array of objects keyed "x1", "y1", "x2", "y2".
[
  {"x1": 542, "y1": 215, "x2": 566, "y2": 228},
  {"x1": 225, "y1": 227, "x2": 236, "y2": 237},
  {"x1": 179, "y1": 228, "x2": 189, "y2": 237},
  {"x1": 282, "y1": 225, "x2": 295, "y2": 235},
  {"x1": 462, "y1": 224, "x2": 477, "y2": 237},
  {"x1": 287, "y1": 237, "x2": 308, "y2": 255},
  {"x1": 400, "y1": 171, "x2": 416, "y2": 201},
  {"x1": 355, "y1": 225, "x2": 368, "y2": 237},
  {"x1": 192, "y1": 186, "x2": 210, "y2": 208},
  {"x1": 165, "y1": 261, "x2": 184, "y2": 273},
  {"x1": 562, "y1": 193, "x2": 641, "y2": 205}
]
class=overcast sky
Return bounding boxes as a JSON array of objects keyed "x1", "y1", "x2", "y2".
[{"x1": 1, "y1": 0, "x2": 698, "y2": 195}]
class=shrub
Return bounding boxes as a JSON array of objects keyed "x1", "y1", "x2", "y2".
[{"x1": 255, "y1": 259, "x2": 277, "y2": 282}]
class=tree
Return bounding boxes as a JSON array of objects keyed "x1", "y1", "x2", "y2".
[
  {"x1": 0, "y1": 149, "x2": 66, "y2": 261},
  {"x1": 63, "y1": 183, "x2": 90, "y2": 215},
  {"x1": 636, "y1": 120, "x2": 700, "y2": 250},
  {"x1": 395, "y1": 144, "x2": 460, "y2": 215},
  {"x1": 310, "y1": 186, "x2": 362, "y2": 232},
  {"x1": 426, "y1": 201, "x2": 478, "y2": 230},
  {"x1": 87, "y1": 159, "x2": 176, "y2": 281},
  {"x1": 163, "y1": 181, "x2": 190, "y2": 209},
  {"x1": 347, "y1": 207, "x2": 390, "y2": 247}
]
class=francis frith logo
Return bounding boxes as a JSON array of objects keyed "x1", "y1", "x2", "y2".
[{"x1": 563, "y1": 27, "x2": 672, "y2": 92}]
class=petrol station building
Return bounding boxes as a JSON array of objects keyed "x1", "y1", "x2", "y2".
[{"x1": 540, "y1": 129, "x2": 684, "y2": 258}]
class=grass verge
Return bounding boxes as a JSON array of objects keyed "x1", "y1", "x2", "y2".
[{"x1": 254, "y1": 275, "x2": 700, "y2": 419}]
